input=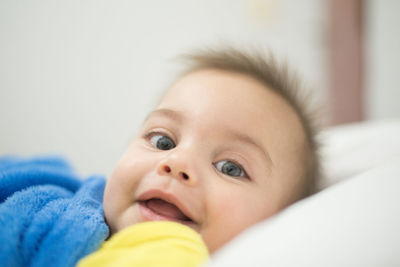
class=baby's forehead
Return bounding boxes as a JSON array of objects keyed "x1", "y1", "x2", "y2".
[
  {"x1": 167, "y1": 70, "x2": 299, "y2": 118},
  {"x1": 164, "y1": 69, "x2": 300, "y2": 120},
  {"x1": 164, "y1": 70, "x2": 275, "y2": 107},
  {"x1": 154, "y1": 69, "x2": 307, "y2": 150}
]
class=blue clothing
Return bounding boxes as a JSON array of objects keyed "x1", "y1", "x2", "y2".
[{"x1": 0, "y1": 155, "x2": 109, "y2": 267}]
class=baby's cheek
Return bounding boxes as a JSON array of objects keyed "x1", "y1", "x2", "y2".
[
  {"x1": 210, "y1": 195, "x2": 246, "y2": 227},
  {"x1": 202, "y1": 209, "x2": 249, "y2": 253},
  {"x1": 103, "y1": 179, "x2": 130, "y2": 230},
  {"x1": 102, "y1": 196, "x2": 117, "y2": 233},
  {"x1": 215, "y1": 193, "x2": 269, "y2": 232}
]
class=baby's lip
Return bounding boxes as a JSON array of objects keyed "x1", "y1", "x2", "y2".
[{"x1": 137, "y1": 189, "x2": 197, "y2": 224}]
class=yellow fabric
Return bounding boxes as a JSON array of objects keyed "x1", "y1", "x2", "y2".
[{"x1": 78, "y1": 221, "x2": 209, "y2": 267}]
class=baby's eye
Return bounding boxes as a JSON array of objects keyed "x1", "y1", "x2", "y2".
[
  {"x1": 214, "y1": 160, "x2": 247, "y2": 178},
  {"x1": 149, "y1": 134, "x2": 176, "y2": 150}
]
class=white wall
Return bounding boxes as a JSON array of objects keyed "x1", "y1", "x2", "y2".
[
  {"x1": 365, "y1": 0, "x2": 400, "y2": 120},
  {"x1": 0, "y1": 0, "x2": 327, "y2": 177}
]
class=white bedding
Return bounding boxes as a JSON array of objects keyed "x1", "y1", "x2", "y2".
[{"x1": 205, "y1": 120, "x2": 400, "y2": 266}]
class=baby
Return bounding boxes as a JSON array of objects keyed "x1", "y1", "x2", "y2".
[
  {"x1": 103, "y1": 47, "x2": 319, "y2": 253},
  {"x1": 0, "y1": 47, "x2": 319, "y2": 267}
]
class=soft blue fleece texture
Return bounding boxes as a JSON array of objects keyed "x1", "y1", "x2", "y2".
[{"x1": 0, "y1": 156, "x2": 109, "y2": 267}]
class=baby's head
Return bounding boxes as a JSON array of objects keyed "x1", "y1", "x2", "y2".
[{"x1": 103, "y1": 47, "x2": 319, "y2": 253}]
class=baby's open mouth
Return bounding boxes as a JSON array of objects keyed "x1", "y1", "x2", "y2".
[{"x1": 139, "y1": 198, "x2": 193, "y2": 223}]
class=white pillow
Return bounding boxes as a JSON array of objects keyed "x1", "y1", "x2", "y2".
[
  {"x1": 317, "y1": 119, "x2": 400, "y2": 189},
  {"x1": 205, "y1": 120, "x2": 400, "y2": 267}
]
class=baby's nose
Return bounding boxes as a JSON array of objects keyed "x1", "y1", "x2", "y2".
[
  {"x1": 157, "y1": 154, "x2": 196, "y2": 185},
  {"x1": 160, "y1": 165, "x2": 189, "y2": 180}
]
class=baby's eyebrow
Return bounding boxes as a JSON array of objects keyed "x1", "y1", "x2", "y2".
[
  {"x1": 144, "y1": 108, "x2": 272, "y2": 164},
  {"x1": 225, "y1": 129, "x2": 273, "y2": 165},
  {"x1": 144, "y1": 108, "x2": 185, "y2": 124}
]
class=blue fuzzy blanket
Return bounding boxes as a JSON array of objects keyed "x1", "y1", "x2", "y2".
[{"x1": 0, "y1": 156, "x2": 109, "y2": 267}]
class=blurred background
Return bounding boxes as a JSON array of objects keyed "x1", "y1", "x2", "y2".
[{"x1": 1, "y1": 0, "x2": 399, "y2": 177}]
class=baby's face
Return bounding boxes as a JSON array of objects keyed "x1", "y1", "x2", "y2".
[{"x1": 104, "y1": 69, "x2": 307, "y2": 253}]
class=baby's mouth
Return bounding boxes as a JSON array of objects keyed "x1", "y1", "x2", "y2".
[{"x1": 139, "y1": 198, "x2": 193, "y2": 223}]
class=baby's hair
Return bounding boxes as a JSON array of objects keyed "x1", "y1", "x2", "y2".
[{"x1": 176, "y1": 46, "x2": 320, "y2": 201}]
